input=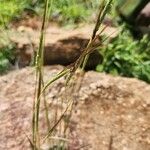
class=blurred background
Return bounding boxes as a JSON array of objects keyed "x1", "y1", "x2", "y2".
[{"x1": 0, "y1": 0, "x2": 150, "y2": 83}]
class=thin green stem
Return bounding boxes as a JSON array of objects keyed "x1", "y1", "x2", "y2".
[
  {"x1": 81, "y1": 0, "x2": 113, "y2": 70},
  {"x1": 33, "y1": 0, "x2": 51, "y2": 149}
]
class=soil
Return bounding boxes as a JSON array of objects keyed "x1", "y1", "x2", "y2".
[{"x1": 0, "y1": 66, "x2": 149, "y2": 150}]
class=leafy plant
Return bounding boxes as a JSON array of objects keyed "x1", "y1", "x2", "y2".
[
  {"x1": 0, "y1": 44, "x2": 15, "y2": 74},
  {"x1": 0, "y1": 0, "x2": 31, "y2": 27},
  {"x1": 96, "y1": 29, "x2": 150, "y2": 83}
]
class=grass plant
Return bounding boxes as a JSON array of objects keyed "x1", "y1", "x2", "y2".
[
  {"x1": 32, "y1": 0, "x2": 113, "y2": 149},
  {"x1": 32, "y1": 0, "x2": 51, "y2": 149}
]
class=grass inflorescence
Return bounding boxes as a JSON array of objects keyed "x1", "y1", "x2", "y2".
[{"x1": 32, "y1": 0, "x2": 113, "y2": 149}]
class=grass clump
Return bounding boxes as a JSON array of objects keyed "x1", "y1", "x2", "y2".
[
  {"x1": 32, "y1": 0, "x2": 113, "y2": 149},
  {"x1": 97, "y1": 29, "x2": 150, "y2": 83}
]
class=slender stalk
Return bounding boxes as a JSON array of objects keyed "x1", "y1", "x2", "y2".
[
  {"x1": 31, "y1": 1, "x2": 114, "y2": 149},
  {"x1": 43, "y1": 0, "x2": 53, "y2": 136},
  {"x1": 82, "y1": 0, "x2": 113, "y2": 70},
  {"x1": 42, "y1": 100, "x2": 73, "y2": 143},
  {"x1": 32, "y1": 0, "x2": 50, "y2": 149}
]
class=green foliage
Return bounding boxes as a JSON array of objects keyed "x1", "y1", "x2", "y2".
[
  {"x1": 55, "y1": 3, "x2": 88, "y2": 23},
  {"x1": 96, "y1": 30, "x2": 150, "y2": 83},
  {"x1": 0, "y1": 44, "x2": 15, "y2": 74},
  {"x1": 51, "y1": 0, "x2": 99, "y2": 24},
  {"x1": 0, "y1": 0, "x2": 31, "y2": 27},
  {"x1": 0, "y1": 0, "x2": 100, "y2": 26}
]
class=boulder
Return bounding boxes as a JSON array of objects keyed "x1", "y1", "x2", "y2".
[
  {"x1": 9, "y1": 25, "x2": 117, "y2": 68},
  {"x1": 0, "y1": 66, "x2": 149, "y2": 149}
]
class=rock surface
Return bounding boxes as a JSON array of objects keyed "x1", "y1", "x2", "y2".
[
  {"x1": 0, "y1": 66, "x2": 150, "y2": 150},
  {"x1": 7, "y1": 24, "x2": 117, "y2": 68}
]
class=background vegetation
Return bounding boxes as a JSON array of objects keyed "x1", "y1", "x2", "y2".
[
  {"x1": 0, "y1": 0, "x2": 30, "y2": 27},
  {"x1": 0, "y1": 0, "x2": 100, "y2": 27},
  {"x1": 0, "y1": 44, "x2": 15, "y2": 73},
  {"x1": 97, "y1": 30, "x2": 150, "y2": 83}
]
